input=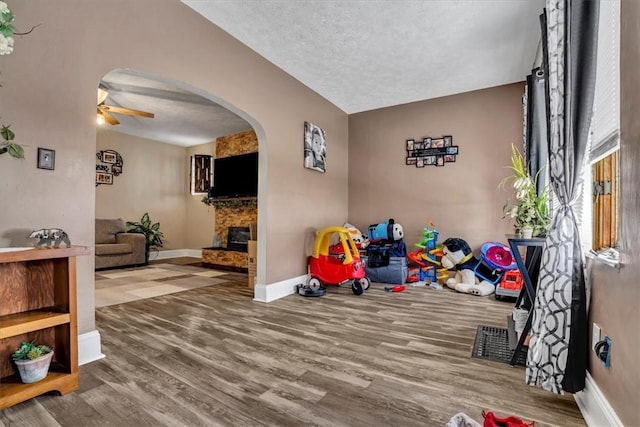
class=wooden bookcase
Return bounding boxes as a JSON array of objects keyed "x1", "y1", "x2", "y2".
[{"x1": 0, "y1": 246, "x2": 89, "y2": 409}]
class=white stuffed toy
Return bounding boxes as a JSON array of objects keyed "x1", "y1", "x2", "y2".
[
  {"x1": 440, "y1": 237, "x2": 495, "y2": 296},
  {"x1": 343, "y1": 222, "x2": 370, "y2": 249}
]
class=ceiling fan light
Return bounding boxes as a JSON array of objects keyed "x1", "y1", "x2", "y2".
[{"x1": 96, "y1": 112, "x2": 105, "y2": 125}]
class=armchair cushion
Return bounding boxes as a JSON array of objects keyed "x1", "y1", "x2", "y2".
[
  {"x1": 95, "y1": 243, "x2": 133, "y2": 256},
  {"x1": 96, "y1": 218, "x2": 127, "y2": 244}
]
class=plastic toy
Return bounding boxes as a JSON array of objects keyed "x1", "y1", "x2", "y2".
[
  {"x1": 384, "y1": 285, "x2": 406, "y2": 292},
  {"x1": 407, "y1": 221, "x2": 448, "y2": 285},
  {"x1": 367, "y1": 218, "x2": 404, "y2": 243},
  {"x1": 495, "y1": 269, "x2": 524, "y2": 300},
  {"x1": 441, "y1": 237, "x2": 498, "y2": 296},
  {"x1": 476, "y1": 242, "x2": 516, "y2": 284},
  {"x1": 301, "y1": 226, "x2": 370, "y2": 296}
]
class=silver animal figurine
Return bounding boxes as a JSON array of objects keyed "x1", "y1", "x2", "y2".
[{"x1": 29, "y1": 228, "x2": 71, "y2": 248}]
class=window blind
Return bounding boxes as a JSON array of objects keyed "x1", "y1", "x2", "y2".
[{"x1": 591, "y1": 0, "x2": 620, "y2": 157}]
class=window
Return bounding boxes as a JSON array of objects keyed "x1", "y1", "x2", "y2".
[
  {"x1": 190, "y1": 154, "x2": 212, "y2": 195},
  {"x1": 582, "y1": 0, "x2": 620, "y2": 264}
]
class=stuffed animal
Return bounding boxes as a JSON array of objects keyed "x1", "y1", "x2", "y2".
[
  {"x1": 368, "y1": 218, "x2": 404, "y2": 243},
  {"x1": 440, "y1": 237, "x2": 495, "y2": 296},
  {"x1": 343, "y1": 222, "x2": 370, "y2": 250}
]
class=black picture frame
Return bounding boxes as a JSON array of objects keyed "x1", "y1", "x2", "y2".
[
  {"x1": 444, "y1": 135, "x2": 453, "y2": 147},
  {"x1": 96, "y1": 172, "x2": 113, "y2": 185},
  {"x1": 37, "y1": 148, "x2": 55, "y2": 170}
]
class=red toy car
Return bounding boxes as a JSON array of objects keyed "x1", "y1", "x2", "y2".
[{"x1": 304, "y1": 226, "x2": 370, "y2": 295}]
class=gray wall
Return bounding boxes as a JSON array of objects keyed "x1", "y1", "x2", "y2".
[{"x1": 587, "y1": 1, "x2": 640, "y2": 425}]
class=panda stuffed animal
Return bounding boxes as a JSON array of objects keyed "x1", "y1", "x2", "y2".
[{"x1": 440, "y1": 237, "x2": 495, "y2": 296}]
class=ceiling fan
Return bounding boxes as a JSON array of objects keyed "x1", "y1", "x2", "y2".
[{"x1": 97, "y1": 87, "x2": 155, "y2": 125}]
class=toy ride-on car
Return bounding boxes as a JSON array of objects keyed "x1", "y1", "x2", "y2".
[{"x1": 302, "y1": 226, "x2": 370, "y2": 296}]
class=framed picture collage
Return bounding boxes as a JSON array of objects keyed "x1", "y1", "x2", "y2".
[{"x1": 405, "y1": 135, "x2": 458, "y2": 168}]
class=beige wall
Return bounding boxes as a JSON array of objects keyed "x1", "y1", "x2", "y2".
[
  {"x1": 587, "y1": 2, "x2": 640, "y2": 425},
  {"x1": 348, "y1": 83, "x2": 523, "y2": 250},
  {"x1": 96, "y1": 129, "x2": 188, "y2": 250},
  {"x1": 0, "y1": 0, "x2": 349, "y2": 334},
  {"x1": 185, "y1": 142, "x2": 216, "y2": 249}
]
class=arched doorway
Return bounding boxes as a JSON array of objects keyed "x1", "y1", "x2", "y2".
[{"x1": 94, "y1": 68, "x2": 264, "y2": 306}]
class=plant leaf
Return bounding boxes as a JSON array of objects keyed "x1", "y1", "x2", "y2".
[
  {"x1": 7, "y1": 143, "x2": 24, "y2": 159},
  {"x1": 1, "y1": 125, "x2": 15, "y2": 141}
]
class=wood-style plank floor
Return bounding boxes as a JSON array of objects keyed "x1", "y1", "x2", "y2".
[{"x1": 1, "y1": 260, "x2": 586, "y2": 427}]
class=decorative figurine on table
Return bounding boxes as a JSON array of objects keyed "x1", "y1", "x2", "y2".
[{"x1": 29, "y1": 228, "x2": 71, "y2": 248}]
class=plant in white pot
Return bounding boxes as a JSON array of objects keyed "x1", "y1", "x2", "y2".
[
  {"x1": 500, "y1": 144, "x2": 551, "y2": 238},
  {"x1": 12, "y1": 341, "x2": 53, "y2": 383}
]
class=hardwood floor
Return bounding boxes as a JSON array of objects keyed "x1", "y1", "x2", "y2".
[{"x1": 0, "y1": 260, "x2": 586, "y2": 427}]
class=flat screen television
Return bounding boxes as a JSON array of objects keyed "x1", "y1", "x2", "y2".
[{"x1": 209, "y1": 152, "x2": 258, "y2": 199}]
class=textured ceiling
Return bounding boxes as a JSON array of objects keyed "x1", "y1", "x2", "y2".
[
  {"x1": 182, "y1": 0, "x2": 545, "y2": 113},
  {"x1": 101, "y1": 1, "x2": 545, "y2": 145},
  {"x1": 99, "y1": 69, "x2": 252, "y2": 146}
]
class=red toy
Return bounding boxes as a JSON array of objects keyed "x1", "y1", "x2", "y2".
[
  {"x1": 384, "y1": 285, "x2": 406, "y2": 293},
  {"x1": 305, "y1": 226, "x2": 370, "y2": 295}
]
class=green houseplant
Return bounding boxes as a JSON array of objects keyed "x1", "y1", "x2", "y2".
[
  {"x1": 12, "y1": 341, "x2": 53, "y2": 383},
  {"x1": 500, "y1": 144, "x2": 551, "y2": 237},
  {"x1": 126, "y1": 212, "x2": 164, "y2": 263}
]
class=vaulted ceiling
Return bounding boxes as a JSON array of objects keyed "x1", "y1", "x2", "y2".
[{"x1": 100, "y1": 1, "x2": 544, "y2": 145}]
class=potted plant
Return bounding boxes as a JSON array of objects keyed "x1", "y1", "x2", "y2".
[
  {"x1": 126, "y1": 212, "x2": 164, "y2": 264},
  {"x1": 500, "y1": 144, "x2": 551, "y2": 237},
  {"x1": 12, "y1": 341, "x2": 53, "y2": 383}
]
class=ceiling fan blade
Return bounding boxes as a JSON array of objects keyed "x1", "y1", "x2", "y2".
[
  {"x1": 97, "y1": 88, "x2": 109, "y2": 105},
  {"x1": 98, "y1": 109, "x2": 120, "y2": 125},
  {"x1": 101, "y1": 104, "x2": 154, "y2": 118}
]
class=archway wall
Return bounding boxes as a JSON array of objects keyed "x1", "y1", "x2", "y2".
[{"x1": 0, "y1": 1, "x2": 349, "y2": 333}]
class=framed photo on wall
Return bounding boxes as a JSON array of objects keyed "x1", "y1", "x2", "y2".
[
  {"x1": 96, "y1": 172, "x2": 113, "y2": 185},
  {"x1": 37, "y1": 148, "x2": 55, "y2": 170},
  {"x1": 303, "y1": 121, "x2": 327, "y2": 173}
]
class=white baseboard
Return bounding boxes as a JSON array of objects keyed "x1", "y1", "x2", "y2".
[
  {"x1": 574, "y1": 372, "x2": 623, "y2": 427},
  {"x1": 253, "y1": 274, "x2": 307, "y2": 303},
  {"x1": 153, "y1": 249, "x2": 203, "y2": 260},
  {"x1": 78, "y1": 330, "x2": 105, "y2": 366}
]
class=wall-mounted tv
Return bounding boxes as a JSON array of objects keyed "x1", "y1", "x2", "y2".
[{"x1": 209, "y1": 152, "x2": 258, "y2": 199}]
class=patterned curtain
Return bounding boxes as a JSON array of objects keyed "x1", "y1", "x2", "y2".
[{"x1": 526, "y1": 0, "x2": 599, "y2": 394}]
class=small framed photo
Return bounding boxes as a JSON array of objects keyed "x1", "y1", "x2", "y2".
[
  {"x1": 444, "y1": 155, "x2": 456, "y2": 163},
  {"x1": 436, "y1": 156, "x2": 445, "y2": 167},
  {"x1": 444, "y1": 135, "x2": 453, "y2": 147},
  {"x1": 416, "y1": 157, "x2": 425, "y2": 168},
  {"x1": 425, "y1": 156, "x2": 436, "y2": 165},
  {"x1": 406, "y1": 139, "x2": 415, "y2": 151},
  {"x1": 96, "y1": 172, "x2": 113, "y2": 185},
  {"x1": 431, "y1": 138, "x2": 445, "y2": 148},
  {"x1": 103, "y1": 151, "x2": 117, "y2": 164},
  {"x1": 446, "y1": 146, "x2": 459, "y2": 155},
  {"x1": 37, "y1": 148, "x2": 55, "y2": 170},
  {"x1": 406, "y1": 157, "x2": 417, "y2": 165},
  {"x1": 423, "y1": 137, "x2": 432, "y2": 149}
]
